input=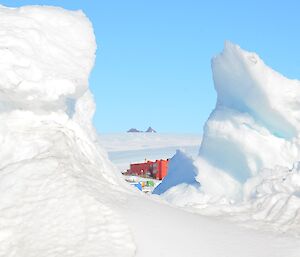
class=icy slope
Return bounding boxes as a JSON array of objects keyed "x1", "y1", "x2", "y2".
[{"x1": 0, "y1": 6, "x2": 135, "y2": 257}]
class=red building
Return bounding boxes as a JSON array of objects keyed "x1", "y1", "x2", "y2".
[{"x1": 124, "y1": 159, "x2": 169, "y2": 180}]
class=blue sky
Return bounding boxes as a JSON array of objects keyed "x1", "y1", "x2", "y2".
[{"x1": 1, "y1": 1, "x2": 300, "y2": 133}]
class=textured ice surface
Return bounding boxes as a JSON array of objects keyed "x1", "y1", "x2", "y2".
[{"x1": 0, "y1": 6, "x2": 135, "y2": 257}]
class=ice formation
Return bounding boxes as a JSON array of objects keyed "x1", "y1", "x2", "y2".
[
  {"x1": 0, "y1": 6, "x2": 135, "y2": 257},
  {"x1": 198, "y1": 41, "x2": 300, "y2": 199},
  {"x1": 157, "y1": 42, "x2": 300, "y2": 234}
]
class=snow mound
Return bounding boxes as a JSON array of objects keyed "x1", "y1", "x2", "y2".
[
  {"x1": 153, "y1": 150, "x2": 200, "y2": 195},
  {"x1": 0, "y1": 6, "x2": 135, "y2": 257},
  {"x1": 198, "y1": 41, "x2": 300, "y2": 199}
]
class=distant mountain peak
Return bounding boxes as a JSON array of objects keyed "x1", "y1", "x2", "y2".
[
  {"x1": 127, "y1": 128, "x2": 142, "y2": 133},
  {"x1": 146, "y1": 127, "x2": 157, "y2": 133},
  {"x1": 127, "y1": 127, "x2": 157, "y2": 133}
]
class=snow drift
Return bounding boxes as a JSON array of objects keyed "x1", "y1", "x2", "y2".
[
  {"x1": 0, "y1": 6, "x2": 135, "y2": 257},
  {"x1": 157, "y1": 42, "x2": 300, "y2": 234}
]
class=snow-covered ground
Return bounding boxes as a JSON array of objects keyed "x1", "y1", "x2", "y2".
[
  {"x1": 99, "y1": 132, "x2": 201, "y2": 152},
  {"x1": 1, "y1": 5, "x2": 300, "y2": 257},
  {"x1": 121, "y1": 194, "x2": 300, "y2": 257},
  {"x1": 99, "y1": 133, "x2": 200, "y2": 171}
]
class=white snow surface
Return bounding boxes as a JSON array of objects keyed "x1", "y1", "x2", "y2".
[
  {"x1": 1, "y1": 5, "x2": 300, "y2": 257},
  {"x1": 99, "y1": 133, "x2": 201, "y2": 152}
]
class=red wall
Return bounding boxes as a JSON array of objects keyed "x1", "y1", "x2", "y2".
[
  {"x1": 129, "y1": 162, "x2": 152, "y2": 176},
  {"x1": 156, "y1": 160, "x2": 168, "y2": 180},
  {"x1": 125, "y1": 160, "x2": 168, "y2": 180}
]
